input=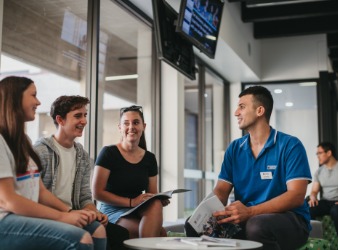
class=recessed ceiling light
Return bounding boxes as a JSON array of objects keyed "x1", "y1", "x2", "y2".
[
  {"x1": 285, "y1": 102, "x2": 294, "y2": 107},
  {"x1": 274, "y1": 89, "x2": 283, "y2": 94}
]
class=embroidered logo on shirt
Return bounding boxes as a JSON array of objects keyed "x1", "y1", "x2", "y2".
[{"x1": 267, "y1": 165, "x2": 276, "y2": 170}]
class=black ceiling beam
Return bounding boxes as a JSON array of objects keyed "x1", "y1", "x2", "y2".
[
  {"x1": 331, "y1": 60, "x2": 338, "y2": 71},
  {"x1": 254, "y1": 15, "x2": 338, "y2": 38},
  {"x1": 242, "y1": 1, "x2": 338, "y2": 22},
  {"x1": 327, "y1": 33, "x2": 338, "y2": 48},
  {"x1": 329, "y1": 48, "x2": 338, "y2": 60}
]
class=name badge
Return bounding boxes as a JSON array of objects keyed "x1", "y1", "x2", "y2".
[{"x1": 260, "y1": 172, "x2": 273, "y2": 180}]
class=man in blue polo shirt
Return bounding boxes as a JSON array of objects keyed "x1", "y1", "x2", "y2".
[{"x1": 210, "y1": 86, "x2": 311, "y2": 249}]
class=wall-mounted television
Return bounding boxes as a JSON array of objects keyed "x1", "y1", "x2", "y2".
[
  {"x1": 176, "y1": 0, "x2": 224, "y2": 59},
  {"x1": 152, "y1": 0, "x2": 196, "y2": 80}
]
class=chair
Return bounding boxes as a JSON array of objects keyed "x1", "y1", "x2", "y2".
[
  {"x1": 296, "y1": 220, "x2": 330, "y2": 250},
  {"x1": 315, "y1": 215, "x2": 338, "y2": 249},
  {"x1": 297, "y1": 238, "x2": 331, "y2": 250}
]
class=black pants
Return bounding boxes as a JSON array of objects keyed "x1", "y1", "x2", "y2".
[
  {"x1": 106, "y1": 222, "x2": 130, "y2": 250},
  {"x1": 185, "y1": 212, "x2": 309, "y2": 250},
  {"x1": 309, "y1": 199, "x2": 338, "y2": 235}
]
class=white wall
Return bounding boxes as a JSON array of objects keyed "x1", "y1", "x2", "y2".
[
  {"x1": 213, "y1": 81, "x2": 225, "y2": 175},
  {"x1": 137, "y1": 29, "x2": 153, "y2": 150},
  {"x1": 261, "y1": 35, "x2": 328, "y2": 81},
  {"x1": 161, "y1": 62, "x2": 185, "y2": 221},
  {"x1": 276, "y1": 109, "x2": 319, "y2": 195},
  {"x1": 229, "y1": 82, "x2": 242, "y2": 141},
  {"x1": 218, "y1": 1, "x2": 261, "y2": 78}
]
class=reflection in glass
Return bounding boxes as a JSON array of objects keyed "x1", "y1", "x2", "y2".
[
  {"x1": 97, "y1": 0, "x2": 153, "y2": 150},
  {"x1": 1, "y1": 0, "x2": 88, "y2": 144}
]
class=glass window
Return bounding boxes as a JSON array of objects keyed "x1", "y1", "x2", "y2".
[
  {"x1": 183, "y1": 67, "x2": 225, "y2": 217},
  {"x1": 184, "y1": 72, "x2": 201, "y2": 216},
  {"x1": 1, "y1": 0, "x2": 88, "y2": 145},
  {"x1": 205, "y1": 70, "x2": 224, "y2": 194},
  {"x1": 96, "y1": 0, "x2": 153, "y2": 151}
]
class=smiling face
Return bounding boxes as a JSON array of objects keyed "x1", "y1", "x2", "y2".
[
  {"x1": 57, "y1": 106, "x2": 88, "y2": 139},
  {"x1": 234, "y1": 94, "x2": 261, "y2": 130},
  {"x1": 22, "y1": 83, "x2": 41, "y2": 122},
  {"x1": 119, "y1": 111, "x2": 146, "y2": 144}
]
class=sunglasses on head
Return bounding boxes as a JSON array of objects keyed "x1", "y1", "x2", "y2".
[{"x1": 120, "y1": 105, "x2": 143, "y2": 114}]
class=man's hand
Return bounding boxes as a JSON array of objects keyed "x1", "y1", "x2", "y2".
[
  {"x1": 73, "y1": 209, "x2": 97, "y2": 224},
  {"x1": 308, "y1": 196, "x2": 318, "y2": 207},
  {"x1": 96, "y1": 211, "x2": 109, "y2": 226},
  {"x1": 213, "y1": 201, "x2": 253, "y2": 224},
  {"x1": 59, "y1": 210, "x2": 93, "y2": 227}
]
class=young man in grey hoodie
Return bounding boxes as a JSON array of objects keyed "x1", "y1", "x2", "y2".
[{"x1": 34, "y1": 95, "x2": 129, "y2": 250}]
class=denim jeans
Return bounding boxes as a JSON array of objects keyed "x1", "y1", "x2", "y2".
[{"x1": 0, "y1": 214, "x2": 95, "y2": 250}]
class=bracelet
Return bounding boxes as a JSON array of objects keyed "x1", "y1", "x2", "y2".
[{"x1": 129, "y1": 198, "x2": 132, "y2": 208}]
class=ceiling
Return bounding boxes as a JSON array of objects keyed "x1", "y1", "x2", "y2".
[{"x1": 227, "y1": 0, "x2": 338, "y2": 77}]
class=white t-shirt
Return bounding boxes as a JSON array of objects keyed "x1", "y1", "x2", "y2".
[
  {"x1": 52, "y1": 137, "x2": 76, "y2": 208},
  {"x1": 0, "y1": 135, "x2": 40, "y2": 220}
]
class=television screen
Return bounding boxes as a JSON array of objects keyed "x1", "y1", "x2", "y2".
[
  {"x1": 152, "y1": 0, "x2": 196, "y2": 80},
  {"x1": 176, "y1": 0, "x2": 224, "y2": 59}
]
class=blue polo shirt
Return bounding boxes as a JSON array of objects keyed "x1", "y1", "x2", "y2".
[{"x1": 218, "y1": 127, "x2": 312, "y2": 229}]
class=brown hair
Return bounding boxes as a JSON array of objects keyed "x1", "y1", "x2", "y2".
[
  {"x1": 50, "y1": 95, "x2": 90, "y2": 127},
  {"x1": 0, "y1": 76, "x2": 42, "y2": 174}
]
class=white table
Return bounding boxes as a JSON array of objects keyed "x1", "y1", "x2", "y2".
[{"x1": 124, "y1": 237, "x2": 263, "y2": 250}]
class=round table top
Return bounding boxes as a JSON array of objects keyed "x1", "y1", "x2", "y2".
[{"x1": 124, "y1": 237, "x2": 263, "y2": 250}]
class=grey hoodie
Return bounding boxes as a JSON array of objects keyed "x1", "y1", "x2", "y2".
[{"x1": 34, "y1": 136, "x2": 93, "y2": 209}]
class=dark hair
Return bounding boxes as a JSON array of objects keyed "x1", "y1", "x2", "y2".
[
  {"x1": 0, "y1": 76, "x2": 42, "y2": 174},
  {"x1": 120, "y1": 105, "x2": 147, "y2": 150},
  {"x1": 50, "y1": 95, "x2": 90, "y2": 127},
  {"x1": 239, "y1": 86, "x2": 273, "y2": 122},
  {"x1": 318, "y1": 142, "x2": 336, "y2": 158}
]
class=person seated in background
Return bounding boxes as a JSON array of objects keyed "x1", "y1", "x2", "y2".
[
  {"x1": 185, "y1": 86, "x2": 312, "y2": 250},
  {"x1": 33, "y1": 95, "x2": 129, "y2": 250},
  {"x1": 0, "y1": 76, "x2": 106, "y2": 250},
  {"x1": 92, "y1": 105, "x2": 169, "y2": 238},
  {"x1": 308, "y1": 141, "x2": 338, "y2": 235}
]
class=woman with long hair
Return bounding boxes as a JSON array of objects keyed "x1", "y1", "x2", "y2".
[
  {"x1": 92, "y1": 105, "x2": 168, "y2": 238},
  {"x1": 0, "y1": 76, "x2": 106, "y2": 250}
]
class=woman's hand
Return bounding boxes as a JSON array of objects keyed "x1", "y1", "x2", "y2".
[
  {"x1": 132, "y1": 193, "x2": 154, "y2": 206},
  {"x1": 161, "y1": 199, "x2": 170, "y2": 207},
  {"x1": 96, "y1": 211, "x2": 109, "y2": 226},
  {"x1": 59, "y1": 209, "x2": 93, "y2": 228}
]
